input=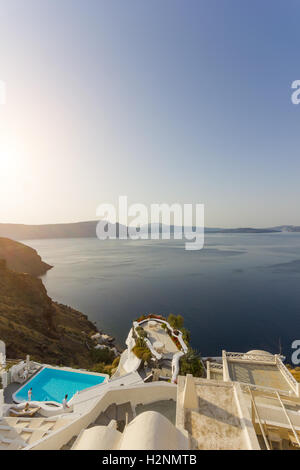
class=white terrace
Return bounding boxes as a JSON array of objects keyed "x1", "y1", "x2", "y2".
[
  {"x1": 177, "y1": 373, "x2": 300, "y2": 450},
  {"x1": 113, "y1": 317, "x2": 188, "y2": 383},
  {"x1": 142, "y1": 321, "x2": 179, "y2": 358},
  {"x1": 176, "y1": 375, "x2": 258, "y2": 450},
  {"x1": 1, "y1": 336, "x2": 300, "y2": 450},
  {"x1": 207, "y1": 350, "x2": 299, "y2": 397},
  {"x1": 15, "y1": 370, "x2": 300, "y2": 451}
]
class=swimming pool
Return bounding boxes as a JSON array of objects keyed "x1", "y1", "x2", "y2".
[{"x1": 14, "y1": 367, "x2": 107, "y2": 403}]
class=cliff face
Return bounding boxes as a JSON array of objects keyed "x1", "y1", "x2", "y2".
[
  {"x1": 0, "y1": 237, "x2": 52, "y2": 276},
  {"x1": 0, "y1": 258, "x2": 98, "y2": 368}
]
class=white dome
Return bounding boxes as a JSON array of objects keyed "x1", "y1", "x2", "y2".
[
  {"x1": 119, "y1": 411, "x2": 188, "y2": 450},
  {"x1": 72, "y1": 411, "x2": 189, "y2": 450},
  {"x1": 72, "y1": 425, "x2": 121, "y2": 450},
  {"x1": 246, "y1": 349, "x2": 272, "y2": 356}
]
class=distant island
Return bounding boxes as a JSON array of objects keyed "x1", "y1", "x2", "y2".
[{"x1": 0, "y1": 221, "x2": 299, "y2": 241}]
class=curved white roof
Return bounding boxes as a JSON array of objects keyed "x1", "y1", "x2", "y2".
[
  {"x1": 119, "y1": 411, "x2": 188, "y2": 450},
  {"x1": 71, "y1": 411, "x2": 188, "y2": 451},
  {"x1": 72, "y1": 425, "x2": 121, "y2": 450}
]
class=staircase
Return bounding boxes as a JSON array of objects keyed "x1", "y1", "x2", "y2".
[{"x1": 89, "y1": 402, "x2": 134, "y2": 432}]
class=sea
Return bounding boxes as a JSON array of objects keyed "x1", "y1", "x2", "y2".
[{"x1": 24, "y1": 233, "x2": 300, "y2": 362}]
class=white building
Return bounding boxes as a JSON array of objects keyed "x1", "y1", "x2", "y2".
[{"x1": 1, "y1": 334, "x2": 300, "y2": 450}]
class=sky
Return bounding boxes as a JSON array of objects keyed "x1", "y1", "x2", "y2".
[{"x1": 0, "y1": 0, "x2": 300, "y2": 227}]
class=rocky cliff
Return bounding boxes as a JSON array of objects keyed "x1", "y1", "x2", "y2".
[
  {"x1": 0, "y1": 237, "x2": 52, "y2": 276},
  {"x1": 0, "y1": 258, "x2": 98, "y2": 368}
]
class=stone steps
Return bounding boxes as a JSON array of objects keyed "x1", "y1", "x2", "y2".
[{"x1": 89, "y1": 402, "x2": 134, "y2": 431}]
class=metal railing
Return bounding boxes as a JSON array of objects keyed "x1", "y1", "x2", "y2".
[
  {"x1": 275, "y1": 355, "x2": 299, "y2": 396},
  {"x1": 225, "y1": 351, "x2": 275, "y2": 363},
  {"x1": 248, "y1": 386, "x2": 271, "y2": 450},
  {"x1": 210, "y1": 362, "x2": 223, "y2": 370}
]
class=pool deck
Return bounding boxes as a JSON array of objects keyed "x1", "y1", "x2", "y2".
[
  {"x1": 4, "y1": 365, "x2": 43, "y2": 404},
  {"x1": 4, "y1": 383, "x2": 20, "y2": 404}
]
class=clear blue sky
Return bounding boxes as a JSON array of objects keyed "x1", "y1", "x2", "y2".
[{"x1": 0, "y1": 0, "x2": 299, "y2": 227}]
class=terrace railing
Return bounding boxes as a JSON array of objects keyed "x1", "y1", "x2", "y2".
[
  {"x1": 275, "y1": 355, "x2": 300, "y2": 397},
  {"x1": 240, "y1": 381, "x2": 292, "y2": 398},
  {"x1": 225, "y1": 351, "x2": 275, "y2": 363},
  {"x1": 210, "y1": 362, "x2": 223, "y2": 370}
]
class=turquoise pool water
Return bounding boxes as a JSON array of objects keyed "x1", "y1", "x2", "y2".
[{"x1": 14, "y1": 367, "x2": 106, "y2": 403}]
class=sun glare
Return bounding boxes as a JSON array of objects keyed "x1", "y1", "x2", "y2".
[{"x1": 0, "y1": 135, "x2": 23, "y2": 177}]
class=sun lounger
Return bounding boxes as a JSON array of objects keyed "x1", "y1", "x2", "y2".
[
  {"x1": 9, "y1": 406, "x2": 41, "y2": 417},
  {"x1": 0, "y1": 417, "x2": 19, "y2": 426}
]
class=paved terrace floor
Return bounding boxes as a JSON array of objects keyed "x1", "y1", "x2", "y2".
[
  {"x1": 4, "y1": 383, "x2": 20, "y2": 404},
  {"x1": 178, "y1": 378, "x2": 248, "y2": 450},
  {"x1": 143, "y1": 322, "x2": 178, "y2": 358},
  {"x1": 227, "y1": 362, "x2": 292, "y2": 393}
]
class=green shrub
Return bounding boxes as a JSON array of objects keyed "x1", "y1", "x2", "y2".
[
  {"x1": 90, "y1": 347, "x2": 115, "y2": 365},
  {"x1": 112, "y1": 356, "x2": 120, "y2": 367},
  {"x1": 179, "y1": 348, "x2": 204, "y2": 377},
  {"x1": 89, "y1": 362, "x2": 107, "y2": 373},
  {"x1": 136, "y1": 326, "x2": 147, "y2": 338},
  {"x1": 167, "y1": 314, "x2": 184, "y2": 330},
  {"x1": 142, "y1": 350, "x2": 152, "y2": 362},
  {"x1": 89, "y1": 361, "x2": 117, "y2": 376},
  {"x1": 181, "y1": 327, "x2": 190, "y2": 345},
  {"x1": 132, "y1": 345, "x2": 152, "y2": 362},
  {"x1": 135, "y1": 337, "x2": 147, "y2": 348}
]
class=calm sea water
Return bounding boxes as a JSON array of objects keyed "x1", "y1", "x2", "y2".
[{"x1": 25, "y1": 234, "x2": 300, "y2": 361}]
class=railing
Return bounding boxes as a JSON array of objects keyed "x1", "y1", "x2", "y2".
[
  {"x1": 2, "y1": 359, "x2": 23, "y2": 369},
  {"x1": 210, "y1": 362, "x2": 223, "y2": 370},
  {"x1": 276, "y1": 391, "x2": 300, "y2": 446},
  {"x1": 240, "y1": 382, "x2": 292, "y2": 398},
  {"x1": 222, "y1": 350, "x2": 231, "y2": 381},
  {"x1": 225, "y1": 351, "x2": 275, "y2": 363},
  {"x1": 248, "y1": 386, "x2": 271, "y2": 450},
  {"x1": 275, "y1": 355, "x2": 299, "y2": 396}
]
